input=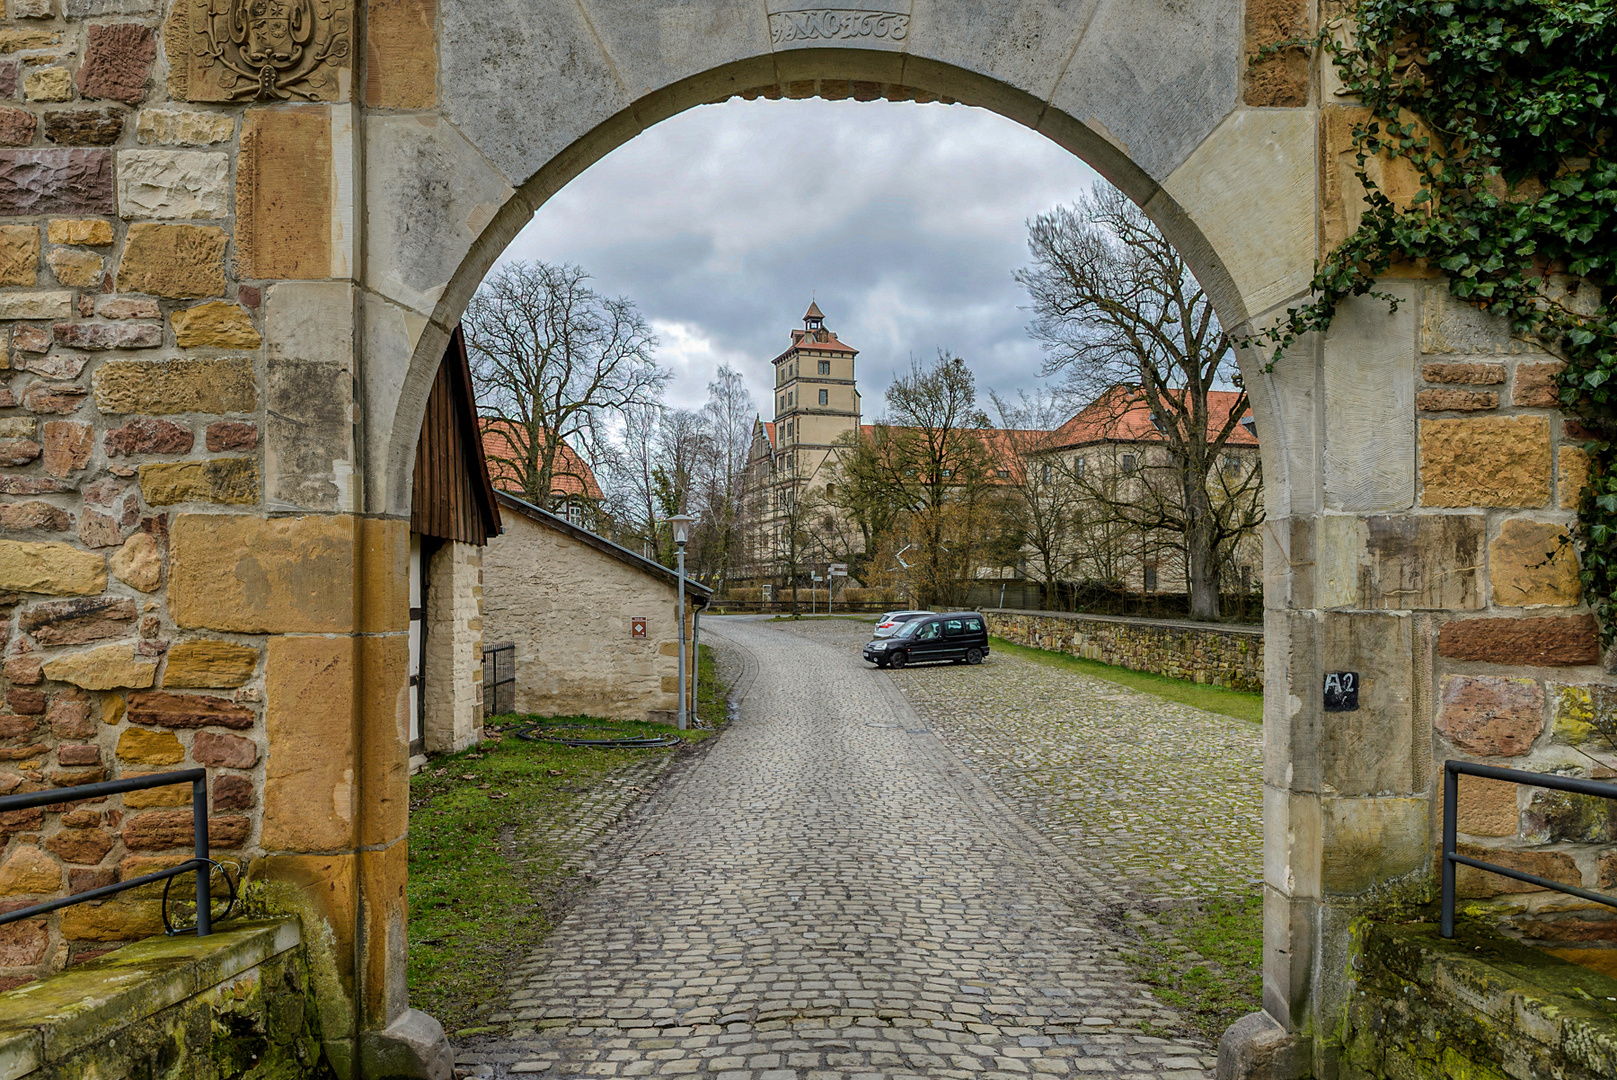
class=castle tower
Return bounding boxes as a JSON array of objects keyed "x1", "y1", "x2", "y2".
[{"x1": 772, "y1": 301, "x2": 861, "y2": 485}]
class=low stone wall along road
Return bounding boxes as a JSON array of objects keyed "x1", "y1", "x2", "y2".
[{"x1": 456, "y1": 616, "x2": 1257, "y2": 1079}]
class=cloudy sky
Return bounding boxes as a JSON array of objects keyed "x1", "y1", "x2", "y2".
[{"x1": 493, "y1": 97, "x2": 1101, "y2": 420}]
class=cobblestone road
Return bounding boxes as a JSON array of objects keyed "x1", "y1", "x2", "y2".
[
  {"x1": 456, "y1": 617, "x2": 1219, "y2": 1079},
  {"x1": 776, "y1": 620, "x2": 1264, "y2": 902}
]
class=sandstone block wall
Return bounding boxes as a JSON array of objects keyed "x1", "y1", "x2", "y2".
[
  {"x1": 1396, "y1": 284, "x2": 1617, "y2": 950},
  {"x1": 987, "y1": 609, "x2": 1264, "y2": 692},
  {"x1": 481, "y1": 511, "x2": 688, "y2": 724},
  {"x1": 0, "y1": 0, "x2": 404, "y2": 1056}
]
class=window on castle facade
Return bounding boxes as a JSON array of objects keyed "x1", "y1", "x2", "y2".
[
  {"x1": 818, "y1": 360, "x2": 830, "y2": 375},
  {"x1": 818, "y1": 389, "x2": 828, "y2": 406}
]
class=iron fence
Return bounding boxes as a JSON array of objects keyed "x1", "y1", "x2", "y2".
[
  {"x1": 1441, "y1": 759, "x2": 1617, "y2": 937},
  {"x1": 0, "y1": 769, "x2": 223, "y2": 936},
  {"x1": 483, "y1": 641, "x2": 515, "y2": 718}
]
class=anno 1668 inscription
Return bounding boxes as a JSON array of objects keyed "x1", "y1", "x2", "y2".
[{"x1": 769, "y1": 9, "x2": 910, "y2": 44}]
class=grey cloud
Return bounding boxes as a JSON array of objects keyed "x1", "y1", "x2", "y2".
[{"x1": 495, "y1": 97, "x2": 1099, "y2": 415}]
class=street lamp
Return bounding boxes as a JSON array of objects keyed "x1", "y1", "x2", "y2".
[{"x1": 669, "y1": 513, "x2": 695, "y2": 731}]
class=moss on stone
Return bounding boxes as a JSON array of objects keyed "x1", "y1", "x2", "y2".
[
  {"x1": 1343, "y1": 914, "x2": 1617, "y2": 1079},
  {"x1": 0, "y1": 918, "x2": 334, "y2": 1079}
]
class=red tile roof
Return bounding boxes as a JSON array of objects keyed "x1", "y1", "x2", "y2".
[
  {"x1": 776, "y1": 329, "x2": 859, "y2": 364},
  {"x1": 1051, "y1": 387, "x2": 1257, "y2": 449},
  {"x1": 481, "y1": 419, "x2": 603, "y2": 500},
  {"x1": 845, "y1": 388, "x2": 1254, "y2": 483}
]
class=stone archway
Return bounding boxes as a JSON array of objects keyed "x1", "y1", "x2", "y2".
[{"x1": 0, "y1": 1, "x2": 1589, "y2": 1077}]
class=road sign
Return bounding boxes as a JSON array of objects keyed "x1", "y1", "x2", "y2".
[{"x1": 828, "y1": 563, "x2": 848, "y2": 576}]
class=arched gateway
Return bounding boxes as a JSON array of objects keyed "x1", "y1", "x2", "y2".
[{"x1": 0, "y1": 1, "x2": 1601, "y2": 1077}]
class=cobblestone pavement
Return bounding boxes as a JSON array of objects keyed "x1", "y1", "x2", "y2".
[
  {"x1": 774, "y1": 620, "x2": 1263, "y2": 903},
  {"x1": 511, "y1": 754, "x2": 677, "y2": 881},
  {"x1": 455, "y1": 618, "x2": 1217, "y2": 1079}
]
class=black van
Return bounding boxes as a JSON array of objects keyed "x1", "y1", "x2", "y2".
[{"x1": 863, "y1": 612, "x2": 989, "y2": 669}]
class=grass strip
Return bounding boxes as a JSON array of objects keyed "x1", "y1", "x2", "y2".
[
  {"x1": 988, "y1": 636, "x2": 1263, "y2": 724},
  {"x1": 407, "y1": 644, "x2": 729, "y2": 1033},
  {"x1": 1117, "y1": 893, "x2": 1264, "y2": 1042}
]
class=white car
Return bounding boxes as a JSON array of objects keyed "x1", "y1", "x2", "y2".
[{"x1": 872, "y1": 610, "x2": 931, "y2": 638}]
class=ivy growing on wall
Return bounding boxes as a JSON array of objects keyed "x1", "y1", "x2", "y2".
[{"x1": 1253, "y1": 0, "x2": 1616, "y2": 643}]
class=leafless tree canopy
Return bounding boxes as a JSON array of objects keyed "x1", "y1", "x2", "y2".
[
  {"x1": 989, "y1": 389, "x2": 1078, "y2": 606},
  {"x1": 596, "y1": 365, "x2": 758, "y2": 586},
  {"x1": 820, "y1": 353, "x2": 1003, "y2": 608},
  {"x1": 1017, "y1": 187, "x2": 1261, "y2": 619},
  {"x1": 464, "y1": 261, "x2": 667, "y2": 510}
]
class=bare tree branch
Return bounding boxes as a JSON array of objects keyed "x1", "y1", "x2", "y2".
[
  {"x1": 1017, "y1": 188, "x2": 1262, "y2": 619},
  {"x1": 465, "y1": 261, "x2": 667, "y2": 512}
]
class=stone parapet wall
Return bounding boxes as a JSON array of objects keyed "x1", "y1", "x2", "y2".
[
  {"x1": 1340, "y1": 919, "x2": 1617, "y2": 1080},
  {"x1": 0, "y1": 917, "x2": 327, "y2": 1078},
  {"x1": 986, "y1": 609, "x2": 1264, "y2": 692}
]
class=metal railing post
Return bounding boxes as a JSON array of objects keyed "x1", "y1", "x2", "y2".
[
  {"x1": 1441, "y1": 763, "x2": 1457, "y2": 939},
  {"x1": 193, "y1": 773, "x2": 211, "y2": 937},
  {"x1": 0, "y1": 769, "x2": 234, "y2": 936}
]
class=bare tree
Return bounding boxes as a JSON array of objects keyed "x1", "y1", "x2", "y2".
[
  {"x1": 820, "y1": 426, "x2": 907, "y2": 585},
  {"x1": 599, "y1": 400, "x2": 664, "y2": 557},
  {"x1": 690, "y1": 365, "x2": 756, "y2": 591},
  {"x1": 877, "y1": 353, "x2": 996, "y2": 609},
  {"x1": 465, "y1": 261, "x2": 667, "y2": 510},
  {"x1": 990, "y1": 389, "x2": 1079, "y2": 608},
  {"x1": 1017, "y1": 186, "x2": 1260, "y2": 620},
  {"x1": 650, "y1": 408, "x2": 711, "y2": 567}
]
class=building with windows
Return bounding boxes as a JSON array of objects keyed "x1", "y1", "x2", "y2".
[
  {"x1": 736, "y1": 304, "x2": 1263, "y2": 609},
  {"x1": 1039, "y1": 387, "x2": 1263, "y2": 599},
  {"x1": 740, "y1": 303, "x2": 863, "y2": 579}
]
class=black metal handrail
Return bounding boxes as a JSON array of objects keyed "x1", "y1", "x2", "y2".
[
  {"x1": 1441, "y1": 759, "x2": 1617, "y2": 937},
  {"x1": 0, "y1": 768, "x2": 215, "y2": 936}
]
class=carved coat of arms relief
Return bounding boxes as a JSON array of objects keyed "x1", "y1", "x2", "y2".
[{"x1": 166, "y1": 0, "x2": 352, "y2": 103}]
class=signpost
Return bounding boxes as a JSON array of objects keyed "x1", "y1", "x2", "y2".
[{"x1": 827, "y1": 564, "x2": 847, "y2": 614}]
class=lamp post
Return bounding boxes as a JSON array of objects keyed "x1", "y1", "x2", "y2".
[{"x1": 670, "y1": 513, "x2": 694, "y2": 730}]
